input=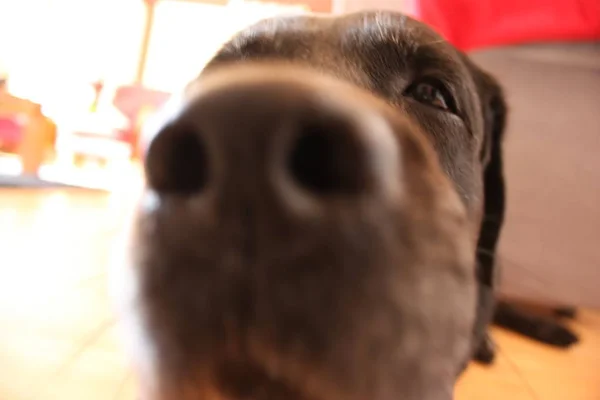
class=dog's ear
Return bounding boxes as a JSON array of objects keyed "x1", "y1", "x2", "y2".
[
  {"x1": 464, "y1": 58, "x2": 508, "y2": 288},
  {"x1": 460, "y1": 57, "x2": 508, "y2": 364}
]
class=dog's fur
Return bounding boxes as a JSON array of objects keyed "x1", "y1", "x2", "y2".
[{"x1": 114, "y1": 11, "x2": 512, "y2": 400}]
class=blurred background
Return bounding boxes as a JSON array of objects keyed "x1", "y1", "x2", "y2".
[
  {"x1": 1, "y1": 0, "x2": 410, "y2": 190},
  {"x1": 0, "y1": 0, "x2": 318, "y2": 190},
  {"x1": 0, "y1": 0, "x2": 598, "y2": 399}
]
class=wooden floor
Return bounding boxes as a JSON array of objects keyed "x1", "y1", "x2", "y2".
[{"x1": 1, "y1": 188, "x2": 599, "y2": 400}]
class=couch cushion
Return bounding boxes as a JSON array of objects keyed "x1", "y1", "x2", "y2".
[{"x1": 470, "y1": 42, "x2": 600, "y2": 308}]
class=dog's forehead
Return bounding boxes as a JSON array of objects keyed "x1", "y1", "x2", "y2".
[
  {"x1": 337, "y1": 11, "x2": 443, "y2": 46},
  {"x1": 228, "y1": 12, "x2": 444, "y2": 55},
  {"x1": 335, "y1": 12, "x2": 470, "y2": 88},
  {"x1": 213, "y1": 11, "x2": 482, "y2": 128},
  {"x1": 220, "y1": 14, "x2": 327, "y2": 60},
  {"x1": 341, "y1": 12, "x2": 463, "y2": 65},
  {"x1": 216, "y1": 12, "x2": 470, "y2": 89}
]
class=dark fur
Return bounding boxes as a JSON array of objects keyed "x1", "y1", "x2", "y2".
[
  {"x1": 494, "y1": 301, "x2": 579, "y2": 347},
  {"x1": 461, "y1": 56, "x2": 507, "y2": 364},
  {"x1": 118, "y1": 11, "x2": 514, "y2": 400}
]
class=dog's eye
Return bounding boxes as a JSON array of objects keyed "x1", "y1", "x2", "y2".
[{"x1": 404, "y1": 80, "x2": 455, "y2": 113}]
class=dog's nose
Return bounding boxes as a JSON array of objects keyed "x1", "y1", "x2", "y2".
[{"x1": 144, "y1": 70, "x2": 400, "y2": 207}]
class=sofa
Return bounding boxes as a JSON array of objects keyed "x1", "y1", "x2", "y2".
[{"x1": 470, "y1": 42, "x2": 600, "y2": 308}]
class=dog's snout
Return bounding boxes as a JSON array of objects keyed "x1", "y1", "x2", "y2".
[
  {"x1": 129, "y1": 65, "x2": 476, "y2": 400},
  {"x1": 276, "y1": 104, "x2": 401, "y2": 211},
  {"x1": 145, "y1": 69, "x2": 401, "y2": 208},
  {"x1": 145, "y1": 121, "x2": 209, "y2": 195},
  {"x1": 283, "y1": 113, "x2": 374, "y2": 197}
]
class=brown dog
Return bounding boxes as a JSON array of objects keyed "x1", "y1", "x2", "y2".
[{"x1": 112, "y1": 11, "x2": 507, "y2": 400}]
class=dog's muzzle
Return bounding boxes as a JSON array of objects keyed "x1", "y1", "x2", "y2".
[
  {"x1": 145, "y1": 65, "x2": 402, "y2": 213},
  {"x1": 121, "y1": 64, "x2": 475, "y2": 400}
]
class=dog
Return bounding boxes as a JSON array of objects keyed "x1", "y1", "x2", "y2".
[{"x1": 112, "y1": 11, "x2": 509, "y2": 400}]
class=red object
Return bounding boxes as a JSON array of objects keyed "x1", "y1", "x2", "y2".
[
  {"x1": 113, "y1": 84, "x2": 171, "y2": 124},
  {"x1": 90, "y1": 81, "x2": 105, "y2": 112},
  {"x1": 112, "y1": 84, "x2": 172, "y2": 157},
  {"x1": 0, "y1": 116, "x2": 23, "y2": 152},
  {"x1": 70, "y1": 84, "x2": 171, "y2": 157},
  {"x1": 414, "y1": 0, "x2": 600, "y2": 51}
]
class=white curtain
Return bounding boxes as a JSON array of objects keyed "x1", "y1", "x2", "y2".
[
  {"x1": 332, "y1": 0, "x2": 408, "y2": 14},
  {"x1": 0, "y1": 0, "x2": 145, "y2": 116},
  {"x1": 143, "y1": 1, "x2": 308, "y2": 93}
]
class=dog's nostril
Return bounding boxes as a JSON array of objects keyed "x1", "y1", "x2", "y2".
[
  {"x1": 145, "y1": 122, "x2": 208, "y2": 195},
  {"x1": 287, "y1": 117, "x2": 369, "y2": 196}
]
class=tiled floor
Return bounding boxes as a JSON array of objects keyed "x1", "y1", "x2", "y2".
[{"x1": 1, "y1": 188, "x2": 599, "y2": 400}]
